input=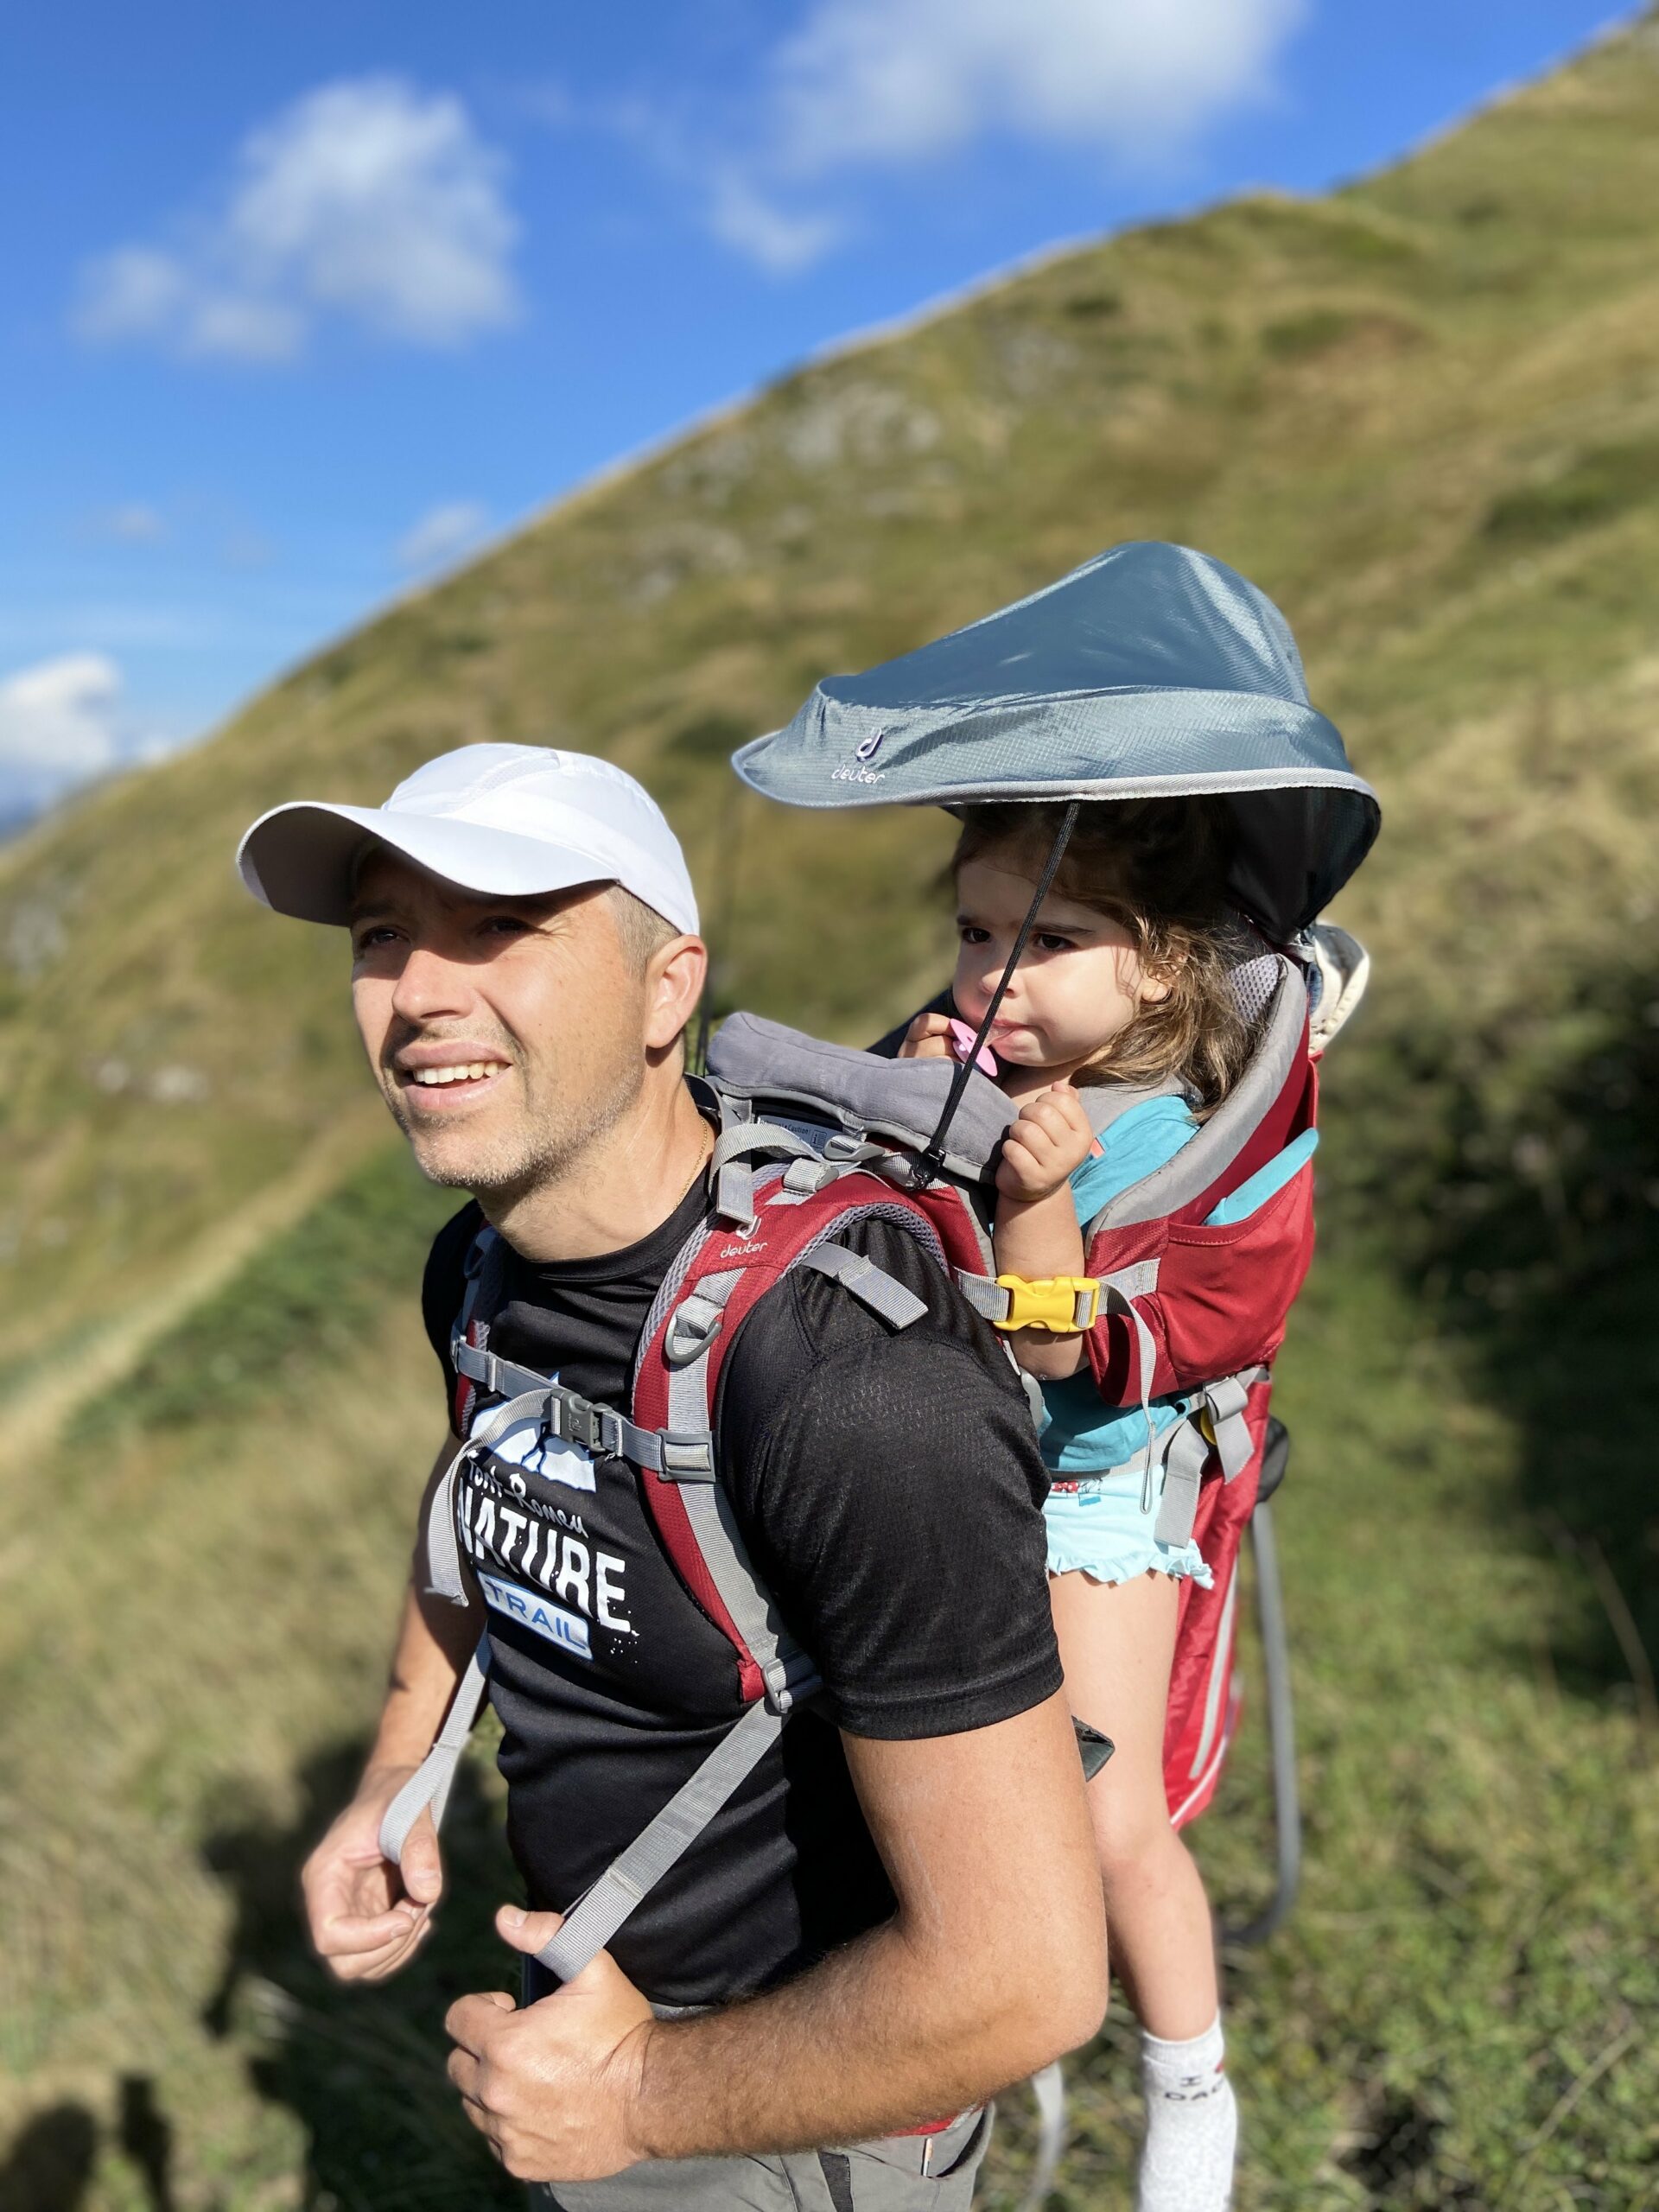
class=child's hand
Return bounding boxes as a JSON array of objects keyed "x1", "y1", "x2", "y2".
[
  {"x1": 997, "y1": 1084, "x2": 1094, "y2": 1205},
  {"x1": 897, "y1": 1012, "x2": 955, "y2": 1060}
]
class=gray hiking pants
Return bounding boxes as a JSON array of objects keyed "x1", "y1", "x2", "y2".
[{"x1": 535, "y1": 2104, "x2": 992, "y2": 2211}]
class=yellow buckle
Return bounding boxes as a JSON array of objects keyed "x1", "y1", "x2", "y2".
[{"x1": 993, "y1": 1275, "x2": 1101, "y2": 1333}]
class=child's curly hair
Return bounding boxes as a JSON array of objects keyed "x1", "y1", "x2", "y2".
[{"x1": 951, "y1": 797, "x2": 1252, "y2": 1114}]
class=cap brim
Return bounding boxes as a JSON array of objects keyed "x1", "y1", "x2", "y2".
[{"x1": 237, "y1": 801, "x2": 628, "y2": 925}]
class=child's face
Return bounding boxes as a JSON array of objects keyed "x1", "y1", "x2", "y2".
[{"x1": 952, "y1": 851, "x2": 1168, "y2": 1078}]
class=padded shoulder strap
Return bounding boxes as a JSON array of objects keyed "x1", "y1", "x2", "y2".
[
  {"x1": 631, "y1": 1169, "x2": 953, "y2": 1705},
  {"x1": 1085, "y1": 958, "x2": 1311, "y2": 1232},
  {"x1": 451, "y1": 1221, "x2": 508, "y2": 1436}
]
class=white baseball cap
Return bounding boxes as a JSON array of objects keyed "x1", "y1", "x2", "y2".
[{"x1": 237, "y1": 743, "x2": 699, "y2": 934}]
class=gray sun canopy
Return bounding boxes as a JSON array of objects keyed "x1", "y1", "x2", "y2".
[{"x1": 733, "y1": 540, "x2": 1379, "y2": 943}]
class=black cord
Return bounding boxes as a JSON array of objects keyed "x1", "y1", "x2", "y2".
[
  {"x1": 690, "y1": 777, "x2": 750, "y2": 1077},
  {"x1": 914, "y1": 799, "x2": 1080, "y2": 1184}
]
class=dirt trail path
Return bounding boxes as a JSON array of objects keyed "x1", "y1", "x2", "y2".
[{"x1": 0, "y1": 1117, "x2": 383, "y2": 1477}]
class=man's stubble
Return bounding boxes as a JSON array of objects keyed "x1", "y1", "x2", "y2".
[{"x1": 388, "y1": 1030, "x2": 646, "y2": 1210}]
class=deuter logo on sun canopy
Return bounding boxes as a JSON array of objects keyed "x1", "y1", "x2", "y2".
[{"x1": 832, "y1": 728, "x2": 887, "y2": 786}]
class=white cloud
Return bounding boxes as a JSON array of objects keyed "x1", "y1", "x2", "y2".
[
  {"x1": 395, "y1": 500, "x2": 491, "y2": 571},
  {"x1": 706, "y1": 171, "x2": 845, "y2": 276},
  {"x1": 91, "y1": 504, "x2": 168, "y2": 545},
  {"x1": 0, "y1": 653, "x2": 124, "y2": 810},
  {"x1": 711, "y1": 0, "x2": 1307, "y2": 268},
  {"x1": 74, "y1": 77, "x2": 520, "y2": 362}
]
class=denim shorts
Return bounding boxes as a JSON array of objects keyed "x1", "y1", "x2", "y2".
[{"x1": 1044, "y1": 1463, "x2": 1215, "y2": 1587}]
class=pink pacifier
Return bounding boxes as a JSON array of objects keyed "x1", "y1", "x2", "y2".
[{"x1": 947, "y1": 1019, "x2": 999, "y2": 1077}]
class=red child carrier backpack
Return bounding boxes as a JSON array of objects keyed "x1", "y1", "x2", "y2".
[
  {"x1": 892, "y1": 931, "x2": 1354, "y2": 1831},
  {"x1": 378, "y1": 926, "x2": 1366, "y2": 1987}
]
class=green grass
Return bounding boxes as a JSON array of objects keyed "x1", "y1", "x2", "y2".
[
  {"x1": 1483, "y1": 436, "x2": 1659, "y2": 543},
  {"x1": 69, "y1": 1142, "x2": 459, "y2": 1452}
]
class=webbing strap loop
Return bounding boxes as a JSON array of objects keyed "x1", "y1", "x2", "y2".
[
  {"x1": 1153, "y1": 1421, "x2": 1211, "y2": 1549},
  {"x1": 709, "y1": 1120, "x2": 817, "y2": 1231},
  {"x1": 657, "y1": 1432, "x2": 717, "y2": 1480},
  {"x1": 533, "y1": 1697, "x2": 785, "y2": 1984},
  {"x1": 1200, "y1": 1373, "x2": 1256, "y2": 1482},
  {"x1": 771, "y1": 1155, "x2": 842, "y2": 1201},
  {"x1": 798, "y1": 1241, "x2": 928, "y2": 1330},
  {"x1": 424, "y1": 1383, "x2": 555, "y2": 1604},
  {"x1": 378, "y1": 1633, "x2": 492, "y2": 1866},
  {"x1": 1153, "y1": 1369, "x2": 1267, "y2": 1546},
  {"x1": 664, "y1": 1293, "x2": 726, "y2": 1367},
  {"x1": 760, "y1": 1644, "x2": 823, "y2": 1717}
]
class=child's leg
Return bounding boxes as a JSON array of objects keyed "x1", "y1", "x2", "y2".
[
  {"x1": 1048, "y1": 1567, "x2": 1216, "y2": 2036},
  {"x1": 1050, "y1": 1567, "x2": 1236, "y2": 2212}
]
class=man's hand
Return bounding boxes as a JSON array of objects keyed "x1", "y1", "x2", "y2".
[
  {"x1": 445, "y1": 1906, "x2": 655, "y2": 2183},
  {"x1": 996, "y1": 1084, "x2": 1093, "y2": 1205},
  {"x1": 302, "y1": 1764, "x2": 444, "y2": 1983}
]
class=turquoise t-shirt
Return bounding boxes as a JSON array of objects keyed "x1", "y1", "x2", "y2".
[
  {"x1": 1039, "y1": 1094, "x2": 1198, "y2": 1476},
  {"x1": 1036, "y1": 1097, "x2": 1320, "y2": 1473}
]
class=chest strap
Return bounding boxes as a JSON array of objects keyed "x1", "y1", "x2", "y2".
[
  {"x1": 423, "y1": 1357, "x2": 717, "y2": 1612},
  {"x1": 451, "y1": 1340, "x2": 715, "y2": 1475}
]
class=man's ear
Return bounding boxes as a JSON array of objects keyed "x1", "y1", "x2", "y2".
[{"x1": 644, "y1": 934, "x2": 709, "y2": 1053}]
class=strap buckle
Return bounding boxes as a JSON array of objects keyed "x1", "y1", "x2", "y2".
[
  {"x1": 992, "y1": 1274, "x2": 1100, "y2": 1332},
  {"x1": 559, "y1": 1395, "x2": 601, "y2": 1452},
  {"x1": 761, "y1": 1648, "x2": 823, "y2": 1717},
  {"x1": 592, "y1": 1407, "x2": 626, "y2": 1460}
]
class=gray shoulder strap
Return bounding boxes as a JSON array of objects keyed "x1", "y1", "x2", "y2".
[
  {"x1": 533, "y1": 1697, "x2": 785, "y2": 1983},
  {"x1": 378, "y1": 1634, "x2": 492, "y2": 1866},
  {"x1": 1084, "y1": 958, "x2": 1306, "y2": 1233},
  {"x1": 1077, "y1": 1076, "x2": 1188, "y2": 1138}
]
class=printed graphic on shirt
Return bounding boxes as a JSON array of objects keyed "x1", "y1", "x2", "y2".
[
  {"x1": 478, "y1": 1572, "x2": 593, "y2": 1660},
  {"x1": 458, "y1": 1452, "x2": 633, "y2": 1662},
  {"x1": 472, "y1": 1385, "x2": 597, "y2": 1494}
]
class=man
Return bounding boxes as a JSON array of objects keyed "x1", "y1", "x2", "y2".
[{"x1": 237, "y1": 742, "x2": 1108, "y2": 2209}]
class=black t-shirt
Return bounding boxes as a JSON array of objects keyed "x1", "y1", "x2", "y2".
[{"x1": 422, "y1": 1160, "x2": 1059, "y2": 2010}]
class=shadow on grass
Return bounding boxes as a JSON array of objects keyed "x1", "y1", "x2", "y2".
[
  {"x1": 201, "y1": 1739, "x2": 523, "y2": 2212},
  {"x1": 118, "y1": 2076, "x2": 178, "y2": 2212},
  {"x1": 0, "y1": 2076, "x2": 182, "y2": 2212},
  {"x1": 1423, "y1": 961, "x2": 1659, "y2": 1698},
  {"x1": 0, "y1": 2103, "x2": 98, "y2": 2212}
]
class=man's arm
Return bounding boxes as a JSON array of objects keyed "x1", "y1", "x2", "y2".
[
  {"x1": 444, "y1": 1688, "x2": 1108, "y2": 2181},
  {"x1": 302, "y1": 1433, "x2": 482, "y2": 1983}
]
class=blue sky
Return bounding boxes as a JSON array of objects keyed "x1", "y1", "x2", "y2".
[{"x1": 0, "y1": 0, "x2": 1631, "y2": 820}]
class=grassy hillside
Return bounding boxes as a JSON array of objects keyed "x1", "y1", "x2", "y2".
[{"x1": 3, "y1": 15, "x2": 1658, "y2": 2209}]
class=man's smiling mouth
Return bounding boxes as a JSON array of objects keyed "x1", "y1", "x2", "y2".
[
  {"x1": 392, "y1": 1047, "x2": 513, "y2": 1103},
  {"x1": 410, "y1": 1062, "x2": 503, "y2": 1087}
]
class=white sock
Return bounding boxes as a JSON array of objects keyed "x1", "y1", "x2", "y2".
[{"x1": 1137, "y1": 2015, "x2": 1237, "y2": 2212}]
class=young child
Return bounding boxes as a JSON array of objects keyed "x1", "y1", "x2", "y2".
[{"x1": 901, "y1": 793, "x2": 1252, "y2": 2212}]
